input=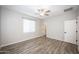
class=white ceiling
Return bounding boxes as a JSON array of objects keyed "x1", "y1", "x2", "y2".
[{"x1": 2, "y1": 5, "x2": 79, "y2": 19}]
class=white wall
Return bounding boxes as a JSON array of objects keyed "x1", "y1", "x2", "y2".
[
  {"x1": 0, "y1": 7, "x2": 44, "y2": 47},
  {"x1": 44, "y1": 11, "x2": 77, "y2": 42}
]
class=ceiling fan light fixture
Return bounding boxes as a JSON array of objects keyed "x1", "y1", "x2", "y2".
[
  {"x1": 37, "y1": 6, "x2": 51, "y2": 17},
  {"x1": 38, "y1": 9, "x2": 50, "y2": 16}
]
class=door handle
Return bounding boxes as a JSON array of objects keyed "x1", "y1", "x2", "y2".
[{"x1": 64, "y1": 32, "x2": 67, "y2": 33}]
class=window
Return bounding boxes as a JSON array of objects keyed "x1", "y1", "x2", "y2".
[{"x1": 23, "y1": 19, "x2": 35, "y2": 33}]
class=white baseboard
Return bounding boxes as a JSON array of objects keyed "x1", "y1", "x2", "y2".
[
  {"x1": 47, "y1": 37, "x2": 76, "y2": 45},
  {"x1": 0, "y1": 35, "x2": 44, "y2": 48}
]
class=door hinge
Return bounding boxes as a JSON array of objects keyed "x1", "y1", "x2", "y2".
[
  {"x1": 76, "y1": 30, "x2": 78, "y2": 32},
  {"x1": 76, "y1": 21, "x2": 78, "y2": 24},
  {"x1": 76, "y1": 40, "x2": 78, "y2": 42}
]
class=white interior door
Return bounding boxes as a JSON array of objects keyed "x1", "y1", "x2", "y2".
[{"x1": 64, "y1": 20, "x2": 76, "y2": 44}]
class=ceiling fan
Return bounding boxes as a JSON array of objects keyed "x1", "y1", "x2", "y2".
[{"x1": 38, "y1": 8, "x2": 50, "y2": 16}]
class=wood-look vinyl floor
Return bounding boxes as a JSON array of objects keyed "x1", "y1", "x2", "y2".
[{"x1": 0, "y1": 36, "x2": 78, "y2": 54}]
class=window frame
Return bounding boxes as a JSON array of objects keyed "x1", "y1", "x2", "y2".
[{"x1": 23, "y1": 18, "x2": 36, "y2": 33}]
